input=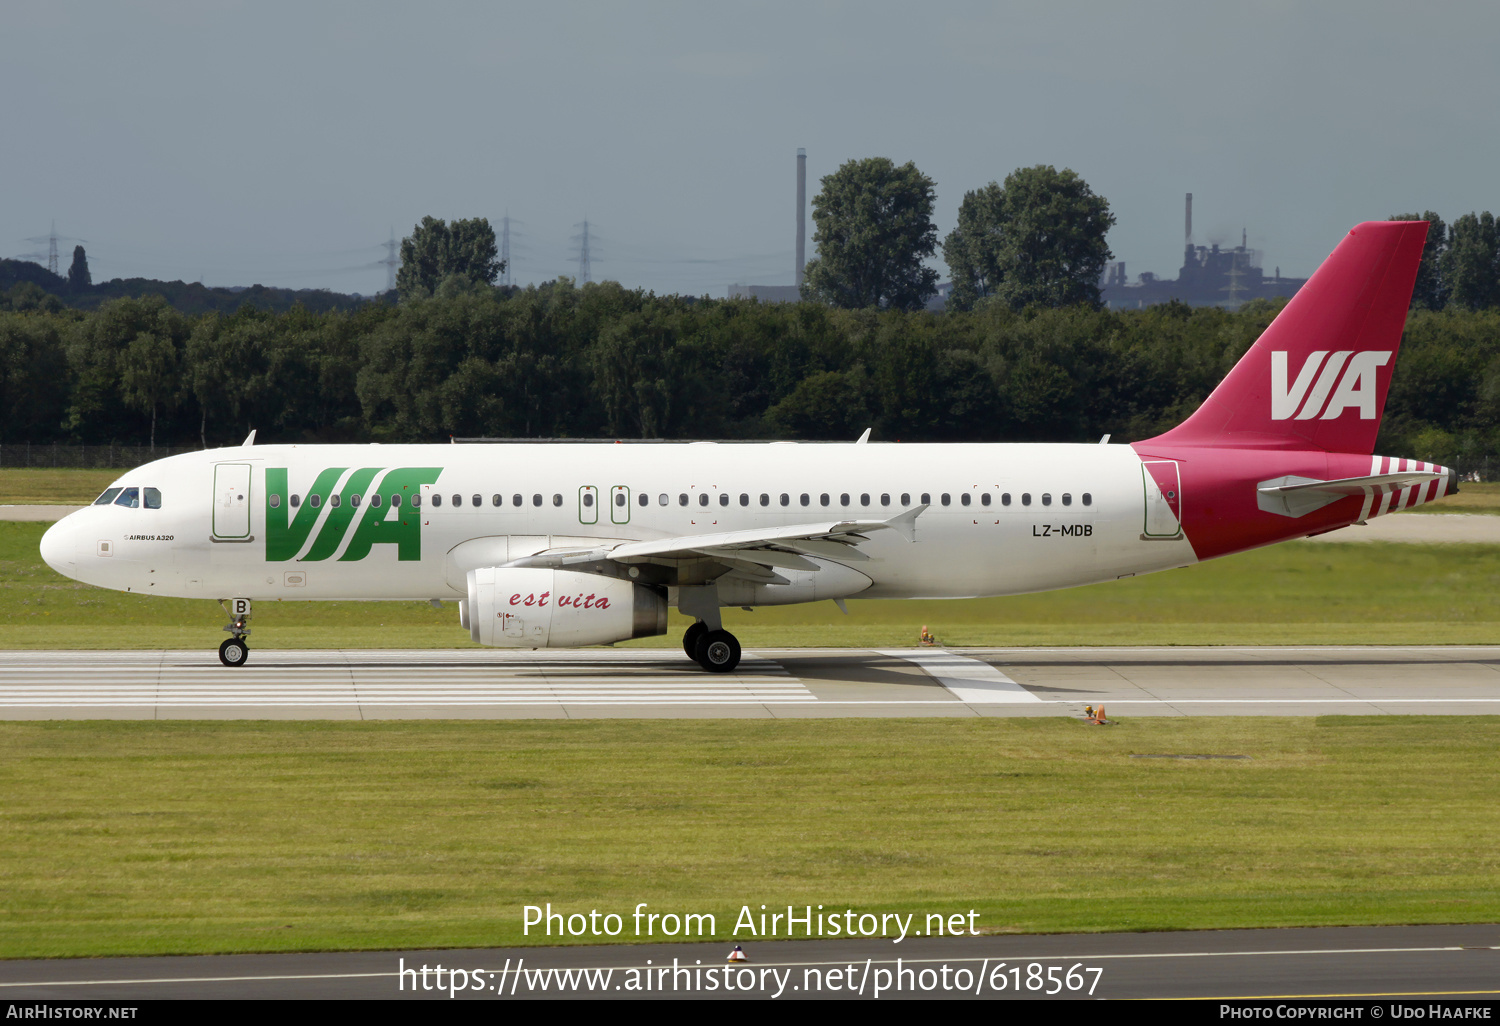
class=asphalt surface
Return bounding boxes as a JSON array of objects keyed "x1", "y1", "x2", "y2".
[
  {"x1": 1, "y1": 924, "x2": 1496, "y2": 1000},
  {"x1": 2, "y1": 645, "x2": 1498, "y2": 719}
]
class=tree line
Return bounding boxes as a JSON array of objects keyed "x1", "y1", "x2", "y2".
[{"x1": 2, "y1": 281, "x2": 1496, "y2": 464}]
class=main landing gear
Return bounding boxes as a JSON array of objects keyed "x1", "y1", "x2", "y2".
[
  {"x1": 683, "y1": 621, "x2": 741, "y2": 673},
  {"x1": 218, "y1": 597, "x2": 252, "y2": 667},
  {"x1": 678, "y1": 584, "x2": 741, "y2": 673}
]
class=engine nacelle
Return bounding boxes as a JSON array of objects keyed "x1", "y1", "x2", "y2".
[{"x1": 466, "y1": 567, "x2": 667, "y2": 648}]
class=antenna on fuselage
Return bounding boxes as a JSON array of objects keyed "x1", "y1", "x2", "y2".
[
  {"x1": 855, "y1": 428, "x2": 871, "y2": 444},
  {"x1": 242, "y1": 430, "x2": 256, "y2": 446}
]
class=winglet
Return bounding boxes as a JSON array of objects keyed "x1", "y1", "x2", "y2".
[
  {"x1": 242, "y1": 429, "x2": 257, "y2": 446},
  {"x1": 856, "y1": 428, "x2": 871, "y2": 444},
  {"x1": 883, "y1": 503, "x2": 926, "y2": 542}
]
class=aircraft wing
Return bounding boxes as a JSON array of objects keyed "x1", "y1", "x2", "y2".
[{"x1": 507, "y1": 505, "x2": 926, "y2": 581}]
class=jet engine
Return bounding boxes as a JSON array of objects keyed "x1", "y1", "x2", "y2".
[{"x1": 465, "y1": 567, "x2": 667, "y2": 648}]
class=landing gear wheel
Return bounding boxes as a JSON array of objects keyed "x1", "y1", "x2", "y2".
[
  {"x1": 693, "y1": 630, "x2": 741, "y2": 673},
  {"x1": 219, "y1": 638, "x2": 249, "y2": 667},
  {"x1": 683, "y1": 621, "x2": 707, "y2": 658}
]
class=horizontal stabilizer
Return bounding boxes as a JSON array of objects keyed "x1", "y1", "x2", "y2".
[{"x1": 1257, "y1": 471, "x2": 1441, "y2": 518}]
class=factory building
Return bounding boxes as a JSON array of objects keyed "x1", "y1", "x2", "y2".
[{"x1": 1100, "y1": 194, "x2": 1308, "y2": 310}]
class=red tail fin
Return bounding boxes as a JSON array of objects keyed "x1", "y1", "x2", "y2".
[{"x1": 1145, "y1": 221, "x2": 1428, "y2": 453}]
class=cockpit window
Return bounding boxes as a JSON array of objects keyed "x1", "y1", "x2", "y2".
[
  {"x1": 113, "y1": 487, "x2": 140, "y2": 508},
  {"x1": 94, "y1": 488, "x2": 123, "y2": 506},
  {"x1": 144, "y1": 487, "x2": 162, "y2": 509}
]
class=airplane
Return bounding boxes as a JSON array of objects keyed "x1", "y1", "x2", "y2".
[{"x1": 39, "y1": 220, "x2": 1454, "y2": 673}]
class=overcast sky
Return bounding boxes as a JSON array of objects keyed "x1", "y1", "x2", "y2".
[{"x1": 4, "y1": 1, "x2": 1497, "y2": 296}]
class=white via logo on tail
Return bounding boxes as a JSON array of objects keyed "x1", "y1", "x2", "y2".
[{"x1": 1271, "y1": 350, "x2": 1392, "y2": 421}]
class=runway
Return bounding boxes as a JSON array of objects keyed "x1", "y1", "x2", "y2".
[
  {"x1": 3, "y1": 645, "x2": 1499, "y2": 718},
  {"x1": 0, "y1": 924, "x2": 1496, "y2": 999}
]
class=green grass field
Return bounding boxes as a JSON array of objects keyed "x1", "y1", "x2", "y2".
[
  {"x1": 2, "y1": 717, "x2": 1498, "y2": 958},
  {"x1": 4, "y1": 520, "x2": 1499, "y2": 649}
]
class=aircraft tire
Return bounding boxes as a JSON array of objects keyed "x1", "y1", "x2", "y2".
[
  {"x1": 683, "y1": 621, "x2": 707, "y2": 658},
  {"x1": 219, "y1": 638, "x2": 249, "y2": 667},
  {"x1": 694, "y1": 630, "x2": 741, "y2": 673}
]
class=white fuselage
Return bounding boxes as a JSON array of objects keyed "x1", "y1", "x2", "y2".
[{"x1": 39, "y1": 441, "x2": 1195, "y2": 606}]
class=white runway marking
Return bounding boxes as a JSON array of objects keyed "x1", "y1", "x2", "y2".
[
  {"x1": 0, "y1": 651, "x2": 814, "y2": 707},
  {"x1": 877, "y1": 649, "x2": 1042, "y2": 703}
]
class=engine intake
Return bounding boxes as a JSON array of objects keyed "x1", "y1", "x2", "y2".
[{"x1": 466, "y1": 567, "x2": 667, "y2": 647}]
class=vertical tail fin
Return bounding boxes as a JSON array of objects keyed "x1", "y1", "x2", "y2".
[{"x1": 1145, "y1": 220, "x2": 1428, "y2": 453}]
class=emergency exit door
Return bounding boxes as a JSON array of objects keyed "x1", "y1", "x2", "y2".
[
  {"x1": 610, "y1": 485, "x2": 631, "y2": 524},
  {"x1": 213, "y1": 464, "x2": 252, "y2": 539},
  {"x1": 578, "y1": 485, "x2": 599, "y2": 525}
]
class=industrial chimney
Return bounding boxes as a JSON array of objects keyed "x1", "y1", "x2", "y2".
[
  {"x1": 796, "y1": 148, "x2": 807, "y2": 288},
  {"x1": 1185, "y1": 192, "x2": 1193, "y2": 246}
]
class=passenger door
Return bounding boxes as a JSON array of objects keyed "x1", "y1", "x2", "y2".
[
  {"x1": 1141, "y1": 460, "x2": 1182, "y2": 538},
  {"x1": 213, "y1": 464, "x2": 252, "y2": 539}
]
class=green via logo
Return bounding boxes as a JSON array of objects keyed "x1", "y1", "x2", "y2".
[{"x1": 266, "y1": 467, "x2": 442, "y2": 562}]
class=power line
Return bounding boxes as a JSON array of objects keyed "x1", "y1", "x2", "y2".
[
  {"x1": 22, "y1": 220, "x2": 86, "y2": 276},
  {"x1": 381, "y1": 228, "x2": 398, "y2": 293},
  {"x1": 570, "y1": 219, "x2": 598, "y2": 284}
]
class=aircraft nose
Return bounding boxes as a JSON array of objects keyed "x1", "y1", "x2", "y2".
[{"x1": 39, "y1": 518, "x2": 77, "y2": 575}]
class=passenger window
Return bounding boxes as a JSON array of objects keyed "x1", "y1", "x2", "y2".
[
  {"x1": 1001, "y1": 493, "x2": 1011, "y2": 506},
  {"x1": 678, "y1": 493, "x2": 688, "y2": 506},
  {"x1": 392, "y1": 494, "x2": 402, "y2": 507},
  {"x1": 114, "y1": 488, "x2": 139, "y2": 508},
  {"x1": 493, "y1": 494, "x2": 503, "y2": 507},
  {"x1": 331, "y1": 494, "x2": 342, "y2": 508},
  {"x1": 840, "y1": 493, "x2": 850, "y2": 506},
  {"x1": 552, "y1": 494, "x2": 563, "y2": 507},
  {"x1": 638, "y1": 493, "x2": 649, "y2": 507},
  {"x1": 981, "y1": 493, "x2": 991, "y2": 507},
  {"x1": 311, "y1": 494, "x2": 323, "y2": 508},
  {"x1": 940, "y1": 493, "x2": 951, "y2": 506},
  {"x1": 1042, "y1": 493, "x2": 1052, "y2": 506},
  {"x1": 534, "y1": 494, "x2": 544, "y2": 507},
  {"x1": 1021, "y1": 493, "x2": 1032, "y2": 506},
  {"x1": 431, "y1": 494, "x2": 441, "y2": 508},
  {"x1": 740, "y1": 494, "x2": 750, "y2": 506},
  {"x1": 1062, "y1": 493, "x2": 1072, "y2": 506},
  {"x1": 616, "y1": 492, "x2": 626, "y2": 507},
  {"x1": 860, "y1": 493, "x2": 870, "y2": 506},
  {"x1": 881, "y1": 493, "x2": 890, "y2": 507},
  {"x1": 515, "y1": 494, "x2": 524, "y2": 507},
  {"x1": 582, "y1": 493, "x2": 593, "y2": 508},
  {"x1": 719, "y1": 493, "x2": 729, "y2": 506},
  {"x1": 1083, "y1": 493, "x2": 1093, "y2": 506},
  {"x1": 921, "y1": 493, "x2": 930, "y2": 504},
  {"x1": 901, "y1": 493, "x2": 910, "y2": 506},
  {"x1": 290, "y1": 494, "x2": 301, "y2": 508},
  {"x1": 659, "y1": 494, "x2": 669, "y2": 506},
  {"x1": 351, "y1": 494, "x2": 362, "y2": 508},
  {"x1": 451, "y1": 494, "x2": 460, "y2": 507},
  {"x1": 779, "y1": 493, "x2": 790, "y2": 507},
  {"x1": 471, "y1": 494, "x2": 481, "y2": 507},
  {"x1": 94, "y1": 488, "x2": 123, "y2": 505},
  {"x1": 371, "y1": 494, "x2": 383, "y2": 508},
  {"x1": 800, "y1": 493, "x2": 810, "y2": 506},
  {"x1": 411, "y1": 494, "x2": 421, "y2": 508},
  {"x1": 759, "y1": 494, "x2": 769, "y2": 506},
  {"x1": 698, "y1": 493, "x2": 708, "y2": 507},
  {"x1": 820, "y1": 493, "x2": 830, "y2": 506},
  {"x1": 270, "y1": 494, "x2": 281, "y2": 509},
  {"x1": 960, "y1": 493, "x2": 971, "y2": 507}
]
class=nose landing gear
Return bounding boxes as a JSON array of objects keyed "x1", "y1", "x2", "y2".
[{"x1": 218, "y1": 597, "x2": 252, "y2": 667}]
